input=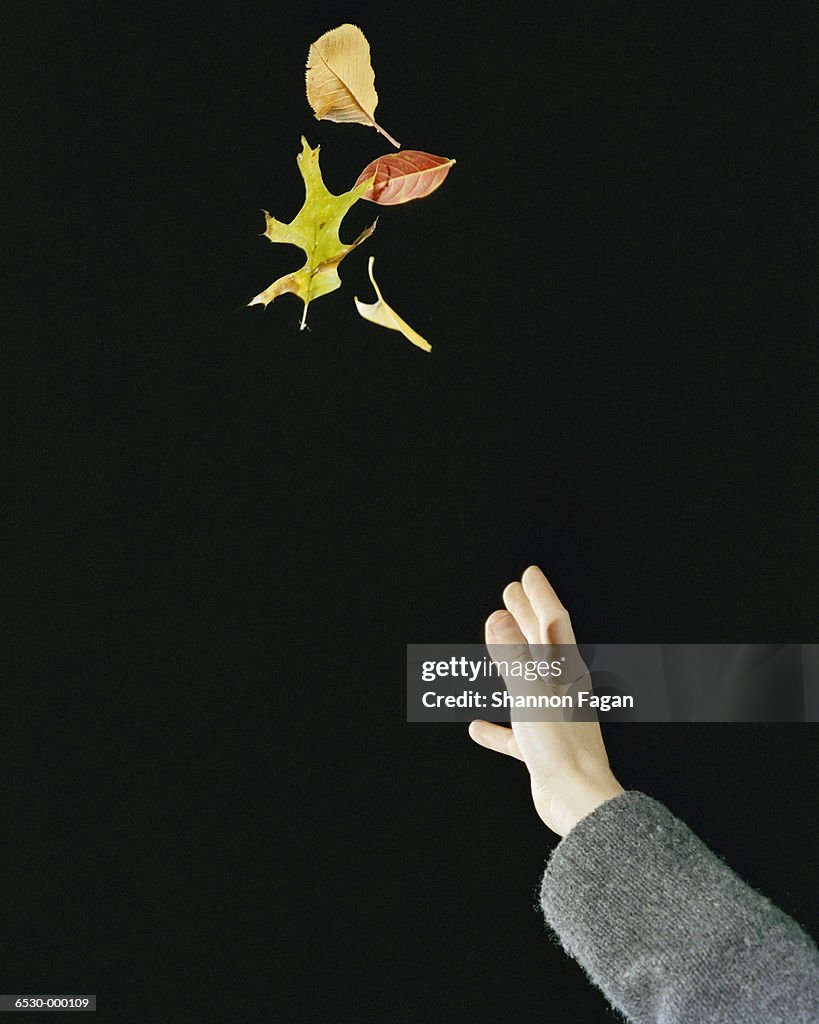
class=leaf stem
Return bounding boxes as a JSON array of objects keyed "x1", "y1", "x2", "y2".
[
  {"x1": 373, "y1": 120, "x2": 401, "y2": 149},
  {"x1": 300, "y1": 303, "x2": 308, "y2": 331}
]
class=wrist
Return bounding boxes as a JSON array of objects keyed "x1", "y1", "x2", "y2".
[{"x1": 548, "y1": 775, "x2": 625, "y2": 837}]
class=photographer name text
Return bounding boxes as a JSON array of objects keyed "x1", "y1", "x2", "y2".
[{"x1": 420, "y1": 690, "x2": 634, "y2": 710}]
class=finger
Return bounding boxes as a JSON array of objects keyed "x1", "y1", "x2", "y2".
[
  {"x1": 502, "y1": 582, "x2": 540, "y2": 647},
  {"x1": 485, "y1": 608, "x2": 528, "y2": 650},
  {"x1": 485, "y1": 609, "x2": 553, "y2": 712},
  {"x1": 468, "y1": 720, "x2": 524, "y2": 761},
  {"x1": 485, "y1": 609, "x2": 531, "y2": 673},
  {"x1": 521, "y1": 565, "x2": 576, "y2": 645}
]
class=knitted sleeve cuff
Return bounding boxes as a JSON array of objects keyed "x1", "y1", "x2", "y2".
[{"x1": 538, "y1": 790, "x2": 819, "y2": 1024}]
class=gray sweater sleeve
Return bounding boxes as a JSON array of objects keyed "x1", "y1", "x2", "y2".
[{"x1": 539, "y1": 791, "x2": 819, "y2": 1023}]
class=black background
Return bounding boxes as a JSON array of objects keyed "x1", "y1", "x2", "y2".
[{"x1": 6, "y1": 2, "x2": 819, "y2": 1020}]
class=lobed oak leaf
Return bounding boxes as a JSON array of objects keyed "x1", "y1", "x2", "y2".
[
  {"x1": 248, "y1": 136, "x2": 377, "y2": 330},
  {"x1": 354, "y1": 256, "x2": 431, "y2": 352},
  {"x1": 354, "y1": 151, "x2": 456, "y2": 205},
  {"x1": 305, "y1": 24, "x2": 400, "y2": 148}
]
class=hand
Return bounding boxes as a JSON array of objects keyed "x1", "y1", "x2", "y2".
[{"x1": 468, "y1": 565, "x2": 625, "y2": 836}]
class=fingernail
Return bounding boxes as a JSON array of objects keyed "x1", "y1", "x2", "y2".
[{"x1": 488, "y1": 612, "x2": 516, "y2": 639}]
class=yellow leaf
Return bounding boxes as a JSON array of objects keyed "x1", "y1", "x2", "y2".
[
  {"x1": 248, "y1": 136, "x2": 378, "y2": 330},
  {"x1": 305, "y1": 24, "x2": 400, "y2": 149},
  {"x1": 354, "y1": 256, "x2": 431, "y2": 352}
]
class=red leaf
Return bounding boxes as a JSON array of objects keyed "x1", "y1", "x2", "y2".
[{"x1": 354, "y1": 151, "x2": 456, "y2": 205}]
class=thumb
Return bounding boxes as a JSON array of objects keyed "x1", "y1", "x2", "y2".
[{"x1": 468, "y1": 720, "x2": 525, "y2": 762}]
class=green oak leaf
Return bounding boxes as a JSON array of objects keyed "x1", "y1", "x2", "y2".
[{"x1": 248, "y1": 136, "x2": 378, "y2": 329}]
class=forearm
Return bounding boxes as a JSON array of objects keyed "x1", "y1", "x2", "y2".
[{"x1": 539, "y1": 791, "x2": 819, "y2": 1024}]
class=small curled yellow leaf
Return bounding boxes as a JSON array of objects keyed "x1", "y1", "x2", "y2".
[{"x1": 354, "y1": 256, "x2": 431, "y2": 352}]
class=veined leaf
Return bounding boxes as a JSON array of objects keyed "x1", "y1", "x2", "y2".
[
  {"x1": 305, "y1": 24, "x2": 400, "y2": 149},
  {"x1": 248, "y1": 136, "x2": 377, "y2": 330},
  {"x1": 354, "y1": 151, "x2": 456, "y2": 205},
  {"x1": 354, "y1": 256, "x2": 431, "y2": 352}
]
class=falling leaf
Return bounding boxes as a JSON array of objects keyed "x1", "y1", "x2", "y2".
[
  {"x1": 248, "y1": 136, "x2": 378, "y2": 329},
  {"x1": 354, "y1": 256, "x2": 431, "y2": 352},
  {"x1": 354, "y1": 151, "x2": 456, "y2": 205},
  {"x1": 305, "y1": 24, "x2": 400, "y2": 149}
]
